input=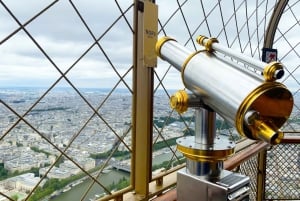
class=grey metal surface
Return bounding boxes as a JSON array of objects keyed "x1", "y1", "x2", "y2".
[
  {"x1": 194, "y1": 108, "x2": 216, "y2": 145},
  {"x1": 177, "y1": 168, "x2": 250, "y2": 201},
  {"x1": 176, "y1": 136, "x2": 235, "y2": 155},
  {"x1": 186, "y1": 159, "x2": 223, "y2": 178}
]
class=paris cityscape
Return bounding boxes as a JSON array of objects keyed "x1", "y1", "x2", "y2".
[
  {"x1": 0, "y1": 87, "x2": 188, "y2": 200},
  {"x1": 0, "y1": 87, "x2": 299, "y2": 200}
]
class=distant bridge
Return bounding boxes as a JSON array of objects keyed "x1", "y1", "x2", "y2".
[{"x1": 111, "y1": 163, "x2": 131, "y2": 173}]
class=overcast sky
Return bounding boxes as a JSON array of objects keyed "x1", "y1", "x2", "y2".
[
  {"x1": 0, "y1": 0, "x2": 134, "y2": 89},
  {"x1": 0, "y1": 0, "x2": 299, "y2": 91}
]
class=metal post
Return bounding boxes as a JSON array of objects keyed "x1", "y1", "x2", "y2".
[
  {"x1": 132, "y1": 0, "x2": 157, "y2": 199},
  {"x1": 257, "y1": 150, "x2": 267, "y2": 201},
  {"x1": 194, "y1": 108, "x2": 216, "y2": 145},
  {"x1": 186, "y1": 108, "x2": 223, "y2": 178}
]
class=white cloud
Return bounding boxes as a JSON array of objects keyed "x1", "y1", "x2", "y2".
[
  {"x1": 0, "y1": 0, "x2": 299, "y2": 92},
  {"x1": 0, "y1": 0, "x2": 134, "y2": 88}
]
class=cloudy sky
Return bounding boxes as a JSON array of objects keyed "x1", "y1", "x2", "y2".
[
  {"x1": 0, "y1": 0, "x2": 134, "y2": 89},
  {"x1": 0, "y1": 0, "x2": 299, "y2": 91}
]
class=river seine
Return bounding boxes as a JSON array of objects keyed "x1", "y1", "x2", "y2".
[
  {"x1": 50, "y1": 170, "x2": 128, "y2": 201},
  {"x1": 50, "y1": 152, "x2": 178, "y2": 201}
]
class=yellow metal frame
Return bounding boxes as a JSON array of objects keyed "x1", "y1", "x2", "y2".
[{"x1": 132, "y1": 0, "x2": 159, "y2": 199}]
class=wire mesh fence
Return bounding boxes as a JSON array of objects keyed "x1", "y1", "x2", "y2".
[
  {"x1": 237, "y1": 154, "x2": 259, "y2": 201},
  {"x1": 264, "y1": 143, "x2": 300, "y2": 200},
  {"x1": 0, "y1": 1, "x2": 134, "y2": 200},
  {"x1": 0, "y1": 0, "x2": 299, "y2": 201},
  {"x1": 262, "y1": 1, "x2": 300, "y2": 198}
]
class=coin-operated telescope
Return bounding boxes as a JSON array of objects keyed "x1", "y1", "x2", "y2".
[{"x1": 156, "y1": 35, "x2": 293, "y2": 201}]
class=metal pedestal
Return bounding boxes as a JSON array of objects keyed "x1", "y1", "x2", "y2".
[
  {"x1": 177, "y1": 168, "x2": 250, "y2": 201},
  {"x1": 174, "y1": 107, "x2": 250, "y2": 201}
]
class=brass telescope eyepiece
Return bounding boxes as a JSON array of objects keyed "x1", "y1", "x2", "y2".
[
  {"x1": 253, "y1": 120, "x2": 284, "y2": 145},
  {"x1": 244, "y1": 110, "x2": 284, "y2": 145},
  {"x1": 263, "y1": 61, "x2": 285, "y2": 81}
]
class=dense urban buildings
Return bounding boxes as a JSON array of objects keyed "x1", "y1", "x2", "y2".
[{"x1": 0, "y1": 88, "x2": 299, "y2": 200}]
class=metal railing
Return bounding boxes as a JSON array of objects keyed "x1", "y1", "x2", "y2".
[{"x1": 151, "y1": 135, "x2": 300, "y2": 201}]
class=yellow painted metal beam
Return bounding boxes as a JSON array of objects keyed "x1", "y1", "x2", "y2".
[
  {"x1": 257, "y1": 150, "x2": 267, "y2": 201},
  {"x1": 132, "y1": 0, "x2": 158, "y2": 200}
]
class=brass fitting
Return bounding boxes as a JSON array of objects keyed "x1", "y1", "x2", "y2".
[
  {"x1": 196, "y1": 35, "x2": 219, "y2": 52},
  {"x1": 176, "y1": 136, "x2": 235, "y2": 162},
  {"x1": 236, "y1": 82, "x2": 293, "y2": 145},
  {"x1": 252, "y1": 119, "x2": 284, "y2": 145},
  {"x1": 263, "y1": 61, "x2": 284, "y2": 81},
  {"x1": 170, "y1": 90, "x2": 189, "y2": 113},
  {"x1": 196, "y1": 35, "x2": 208, "y2": 45},
  {"x1": 155, "y1": 36, "x2": 176, "y2": 58},
  {"x1": 181, "y1": 50, "x2": 206, "y2": 87}
]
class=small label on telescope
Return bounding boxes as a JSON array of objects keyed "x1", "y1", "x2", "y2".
[{"x1": 262, "y1": 48, "x2": 277, "y2": 63}]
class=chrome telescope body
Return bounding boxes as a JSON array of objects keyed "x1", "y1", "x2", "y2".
[{"x1": 156, "y1": 36, "x2": 293, "y2": 145}]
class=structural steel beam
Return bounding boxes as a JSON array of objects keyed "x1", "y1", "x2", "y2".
[
  {"x1": 263, "y1": 0, "x2": 288, "y2": 48},
  {"x1": 132, "y1": 0, "x2": 158, "y2": 200}
]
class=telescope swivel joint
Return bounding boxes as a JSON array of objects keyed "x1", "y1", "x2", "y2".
[{"x1": 170, "y1": 90, "x2": 204, "y2": 113}]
